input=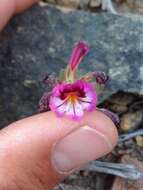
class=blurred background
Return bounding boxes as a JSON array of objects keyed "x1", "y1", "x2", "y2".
[{"x1": 43, "y1": 0, "x2": 143, "y2": 15}]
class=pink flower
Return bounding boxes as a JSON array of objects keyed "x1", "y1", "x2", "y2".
[
  {"x1": 39, "y1": 41, "x2": 108, "y2": 120},
  {"x1": 49, "y1": 80, "x2": 97, "y2": 119}
]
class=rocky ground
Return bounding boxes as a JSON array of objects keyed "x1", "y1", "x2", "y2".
[
  {"x1": 43, "y1": 0, "x2": 143, "y2": 15},
  {"x1": 0, "y1": 1, "x2": 143, "y2": 190}
]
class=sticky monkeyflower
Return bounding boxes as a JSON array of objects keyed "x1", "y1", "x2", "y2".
[{"x1": 39, "y1": 41, "x2": 115, "y2": 121}]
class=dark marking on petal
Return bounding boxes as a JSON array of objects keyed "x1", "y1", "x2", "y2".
[{"x1": 57, "y1": 99, "x2": 68, "y2": 108}]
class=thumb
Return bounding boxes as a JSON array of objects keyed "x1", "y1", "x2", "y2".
[{"x1": 0, "y1": 110, "x2": 118, "y2": 190}]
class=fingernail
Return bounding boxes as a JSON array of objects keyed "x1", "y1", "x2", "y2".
[{"x1": 52, "y1": 125, "x2": 113, "y2": 173}]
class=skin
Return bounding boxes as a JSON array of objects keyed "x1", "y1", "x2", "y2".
[{"x1": 0, "y1": 1, "x2": 118, "y2": 189}]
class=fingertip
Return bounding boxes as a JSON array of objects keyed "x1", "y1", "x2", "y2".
[
  {"x1": 99, "y1": 111, "x2": 118, "y2": 147},
  {"x1": 80, "y1": 110, "x2": 118, "y2": 148},
  {"x1": 14, "y1": 0, "x2": 39, "y2": 14},
  {"x1": 1, "y1": 110, "x2": 118, "y2": 189},
  {"x1": 51, "y1": 111, "x2": 118, "y2": 174},
  {"x1": 9, "y1": 109, "x2": 118, "y2": 149},
  {"x1": 0, "y1": 0, "x2": 39, "y2": 30}
]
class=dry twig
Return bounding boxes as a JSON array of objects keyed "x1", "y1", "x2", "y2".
[
  {"x1": 102, "y1": 0, "x2": 117, "y2": 14},
  {"x1": 119, "y1": 129, "x2": 143, "y2": 142},
  {"x1": 84, "y1": 161, "x2": 143, "y2": 180}
]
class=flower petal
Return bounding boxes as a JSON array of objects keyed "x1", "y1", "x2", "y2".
[
  {"x1": 69, "y1": 41, "x2": 89, "y2": 71},
  {"x1": 80, "y1": 101, "x2": 91, "y2": 110},
  {"x1": 49, "y1": 80, "x2": 97, "y2": 120},
  {"x1": 56, "y1": 103, "x2": 66, "y2": 116},
  {"x1": 65, "y1": 101, "x2": 75, "y2": 117},
  {"x1": 65, "y1": 100, "x2": 84, "y2": 119},
  {"x1": 50, "y1": 97, "x2": 64, "y2": 108},
  {"x1": 74, "y1": 101, "x2": 84, "y2": 118}
]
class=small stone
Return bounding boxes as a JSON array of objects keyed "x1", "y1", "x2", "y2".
[
  {"x1": 55, "y1": 184, "x2": 85, "y2": 190},
  {"x1": 23, "y1": 79, "x2": 36, "y2": 87},
  {"x1": 44, "y1": 0, "x2": 56, "y2": 4},
  {"x1": 126, "y1": 0, "x2": 134, "y2": 9},
  {"x1": 79, "y1": 0, "x2": 90, "y2": 9},
  {"x1": 108, "y1": 92, "x2": 135, "y2": 106},
  {"x1": 136, "y1": 135, "x2": 143, "y2": 147},
  {"x1": 109, "y1": 104, "x2": 128, "y2": 113},
  {"x1": 114, "y1": 0, "x2": 123, "y2": 3},
  {"x1": 126, "y1": 0, "x2": 143, "y2": 10},
  {"x1": 102, "y1": 92, "x2": 135, "y2": 114},
  {"x1": 89, "y1": 0, "x2": 101, "y2": 8},
  {"x1": 134, "y1": 0, "x2": 143, "y2": 14},
  {"x1": 56, "y1": 0, "x2": 80, "y2": 8},
  {"x1": 120, "y1": 110, "x2": 143, "y2": 132},
  {"x1": 125, "y1": 0, "x2": 143, "y2": 14}
]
